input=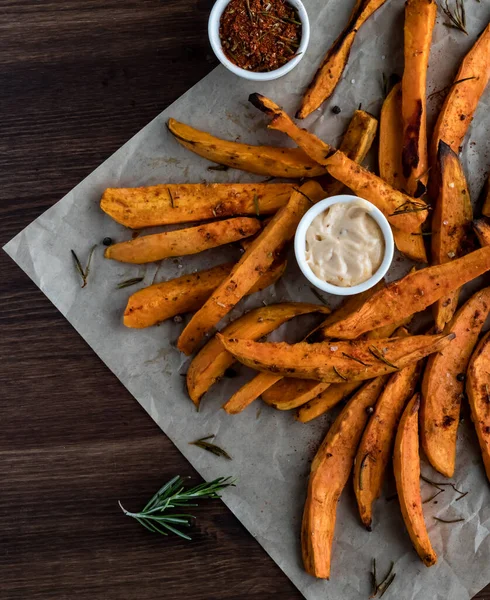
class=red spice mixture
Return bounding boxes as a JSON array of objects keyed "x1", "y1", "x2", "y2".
[{"x1": 220, "y1": 0, "x2": 302, "y2": 72}]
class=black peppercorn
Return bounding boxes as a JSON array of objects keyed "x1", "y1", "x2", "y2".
[
  {"x1": 103, "y1": 237, "x2": 113, "y2": 246},
  {"x1": 456, "y1": 373, "x2": 465, "y2": 382},
  {"x1": 366, "y1": 406, "x2": 374, "y2": 415},
  {"x1": 332, "y1": 105, "x2": 341, "y2": 114}
]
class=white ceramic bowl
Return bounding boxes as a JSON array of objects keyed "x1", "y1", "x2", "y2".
[
  {"x1": 294, "y1": 195, "x2": 394, "y2": 296},
  {"x1": 208, "y1": 0, "x2": 310, "y2": 81}
]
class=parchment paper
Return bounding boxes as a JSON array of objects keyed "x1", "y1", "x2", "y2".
[{"x1": 4, "y1": 1, "x2": 490, "y2": 598}]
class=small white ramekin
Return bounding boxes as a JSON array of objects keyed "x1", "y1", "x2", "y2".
[
  {"x1": 294, "y1": 195, "x2": 394, "y2": 297},
  {"x1": 208, "y1": 0, "x2": 310, "y2": 82}
]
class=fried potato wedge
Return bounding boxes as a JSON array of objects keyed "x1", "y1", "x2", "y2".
[
  {"x1": 379, "y1": 82, "x2": 428, "y2": 262},
  {"x1": 167, "y1": 118, "x2": 327, "y2": 178},
  {"x1": 473, "y1": 218, "x2": 490, "y2": 247},
  {"x1": 466, "y1": 331, "x2": 490, "y2": 482},
  {"x1": 431, "y1": 142, "x2": 473, "y2": 332},
  {"x1": 100, "y1": 183, "x2": 294, "y2": 229},
  {"x1": 297, "y1": 381, "x2": 362, "y2": 423},
  {"x1": 186, "y1": 303, "x2": 330, "y2": 408},
  {"x1": 394, "y1": 394, "x2": 437, "y2": 567},
  {"x1": 124, "y1": 260, "x2": 286, "y2": 328},
  {"x1": 177, "y1": 182, "x2": 324, "y2": 355},
  {"x1": 296, "y1": 0, "x2": 389, "y2": 119},
  {"x1": 321, "y1": 246, "x2": 490, "y2": 339},
  {"x1": 218, "y1": 334, "x2": 453, "y2": 382},
  {"x1": 249, "y1": 93, "x2": 428, "y2": 234},
  {"x1": 302, "y1": 377, "x2": 387, "y2": 579},
  {"x1": 354, "y1": 355, "x2": 421, "y2": 529},
  {"x1": 401, "y1": 0, "x2": 436, "y2": 195},
  {"x1": 430, "y1": 24, "x2": 490, "y2": 168},
  {"x1": 105, "y1": 217, "x2": 260, "y2": 264},
  {"x1": 319, "y1": 109, "x2": 378, "y2": 196},
  {"x1": 223, "y1": 371, "x2": 283, "y2": 415},
  {"x1": 421, "y1": 287, "x2": 490, "y2": 477}
]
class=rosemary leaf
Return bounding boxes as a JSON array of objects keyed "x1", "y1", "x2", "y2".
[
  {"x1": 168, "y1": 188, "x2": 175, "y2": 208},
  {"x1": 379, "y1": 573, "x2": 396, "y2": 597},
  {"x1": 434, "y1": 516, "x2": 465, "y2": 523},
  {"x1": 71, "y1": 245, "x2": 97, "y2": 288},
  {"x1": 342, "y1": 352, "x2": 369, "y2": 367},
  {"x1": 71, "y1": 249, "x2": 85, "y2": 282},
  {"x1": 441, "y1": 0, "x2": 468, "y2": 35},
  {"x1": 117, "y1": 277, "x2": 144, "y2": 289},
  {"x1": 422, "y1": 489, "x2": 444, "y2": 504},
  {"x1": 190, "y1": 435, "x2": 232, "y2": 460},
  {"x1": 333, "y1": 366, "x2": 347, "y2": 381},
  {"x1": 292, "y1": 187, "x2": 314, "y2": 204},
  {"x1": 368, "y1": 346, "x2": 398, "y2": 369},
  {"x1": 207, "y1": 164, "x2": 229, "y2": 172}
]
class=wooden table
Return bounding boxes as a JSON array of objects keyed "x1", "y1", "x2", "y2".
[{"x1": 1, "y1": 2, "x2": 488, "y2": 598}]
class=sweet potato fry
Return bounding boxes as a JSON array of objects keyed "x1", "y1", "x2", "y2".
[
  {"x1": 431, "y1": 142, "x2": 473, "y2": 332},
  {"x1": 401, "y1": 0, "x2": 436, "y2": 196},
  {"x1": 297, "y1": 381, "x2": 362, "y2": 423},
  {"x1": 319, "y1": 109, "x2": 378, "y2": 197},
  {"x1": 473, "y1": 218, "x2": 490, "y2": 247},
  {"x1": 105, "y1": 217, "x2": 260, "y2": 264},
  {"x1": 186, "y1": 303, "x2": 330, "y2": 408},
  {"x1": 167, "y1": 118, "x2": 327, "y2": 178},
  {"x1": 421, "y1": 287, "x2": 490, "y2": 477},
  {"x1": 250, "y1": 93, "x2": 428, "y2": 234},
  {"x1": 124, "y1": 260, "x2": 286, "y2": 329},
  {"x1": 481, "y1": 175, "x2": 490, "y2": 218},
  {"x1": 393, "y1": 394, "x2": 437, "y2": 567},
  {"x1": 354, "y1": 354, "x2": 421, "y2": 529},
  {"x1": 296, "y1": 0, "x2": 389, "y2": 119},
  {"x1": 218, "y1": 334, "x2": 453, "y2": 382},
  {"x1": 430, "y1": 24, "x2": 490, "y2": 169},
  {"x1": 100, "y1": 183, "x2": 294, "y2": 229},
  {"x1": 321, "y1": 245, "x2": 490, "y2": 339},
  {"x1": 177, "y1": 182, "x2": 325, "y2": 355},
  {"x1": 223, "y1": 371, "x2": 283, "y2": 415},
  {"x1": 466, "y1": 330, "x2": 490, "y2": 482},
  {"x1": 302, "y1": 377, "x2": 387, "y2": 579},
  {"x1": 379, "y1": 82, "x2": 428, "y2": 262}
]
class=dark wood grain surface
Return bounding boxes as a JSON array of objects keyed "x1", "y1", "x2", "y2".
[{"x1": 0, "y1": 2, "x2": 488, "y2": 599}]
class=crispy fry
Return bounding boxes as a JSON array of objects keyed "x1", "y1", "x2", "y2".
[
  {"x1": 124, "y1": 260, "x2": 286, "y2": 329},
  {"x1": 401, "y1": 0, "x2": 437, "y2": 196},
  {"x1": 218, "y1": 334, "x2": 453, "y2": 382},
  {"x1": 296, "y1": 0, "x2": 389, "y2": 119},
  {"x1": 421, "y1": 287, "x2": 490, "y2": 477},
  {"x1": 105, "y1": 217, "x2": 260, "y2": 264},
  {"x1": 177, "y1": 182, "x2": 325, "y2": 355},
  {"x1": 167, "y1": 118, "x2": 327, "y2": 178},
  {"x1": 262, "y1": 378, "x2": 330, "y2": 411},
  {"x1": 473, "y1": 218, "x2": 490, "y2": 247},
  {"x1": 302, "y1": 377, "x2": 387, "y2": 579},
  {"x1": 431, "y1": 142, "x2": 473, "y2": 331},
  {"x1": 100, "y1": 183, "x2": 294, "y2": 229},
  {"x1": 319, "y1": 110, "x2": 378, "y2": 196},
  {"x1": 393, "y1": 394, "x2": 437, "y2": 567},
  {"x1": 354, "y1": 344, "x2": 421, "y2": 528},
  {"x1": 466, "y1": 330, "x2": 490, "y2": 482},
  {"x1": 297, "y1": 381, "x2": 362, "y2": 423},
  {"x1": 223, "y1": 371, "x2": 283, "y2": 414},
  {"x1": 186, "y1": 303, "x2": 330, "y2": 408},
  {"x1": 430, "y1": 24, "x2": 490, "y2": 169},
  {"x1": 249, "y1": 93, "x2": 428, "y2": 234},
  {"x1": 379, "y1": 82, "x2": 428, "y2": 262},
  {"x1": 321, "y1": 246, "x2": 490, "y2": 339}
]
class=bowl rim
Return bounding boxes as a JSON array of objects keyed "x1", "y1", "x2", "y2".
[
  {"x1": 294, "y1": 195, "x2": 395, "y2": 296},
  {"x1": 208, "y1": 0, "x2": 310, "y2": 82}
]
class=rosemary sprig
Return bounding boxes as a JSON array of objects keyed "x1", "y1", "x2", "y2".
[
  {"x1": 310, "y1": 287, "x2": 329, "y2": 305},
  {"x1": 434, "y1": 516, "x2": 465, "y2": 524},
  {"x1": 441, "y1": 0, "x2": 468, "y2": 34},
  {"x1": 71, "y1": 245, "x2": 97, "y2": 288},
  {"x1": 117, "y1": 277, "x2": 144, "y2": 289},
  {"x1": 333, "y1": 366, "x2": 347, "y2": 381},
  {"x1": 293, "y1": 187, "x2": 314, "y2": 204},
  {"x1": 421, "y1": 475, "x2": 467, "y2": 500},
  {"x1": 253, "y1": 193, "x2": 260, "y2": 217},
  {"x1": 245, "y1": 0, "x2": 254, "y2": 23},
  {"x1": 168, "y1": 188, "x2": 175, "y2": 208},
  {"x1": 207, "y1": 164, "x2": 229, "y2": 172},
  {"x1": 368, "y1": 346, "x2": 398, "y2": 369},
  {"x1": 119, "y1": 475, "x2": 235, "y2": 540},
  {"x1": 423, "y1": 489, "x2": 444, "y2": 504},
  {"x1": 370, "y1": 560, "x2": 396, "y2": 598},
  {"x1": 342, "y1": 352, "x2": 369, "y2": 367},
  {"x1": 428, "y1": 76, "x2": 476, "y2": 101},
  {"x1": 190, "y1": 435, "x2": 232, "y2": 460},
  {"x1": 390, "y1": 200, "x2": 429, "y2": 216}
]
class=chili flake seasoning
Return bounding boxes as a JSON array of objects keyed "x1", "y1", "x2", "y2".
[{"x1": 220, "y1": 0, "x2": 302, "y2": 72}]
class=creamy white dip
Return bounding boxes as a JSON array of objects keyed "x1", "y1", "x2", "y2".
[{"x1": 305, "y1": 201, "x2": 385, "y2": 287}]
